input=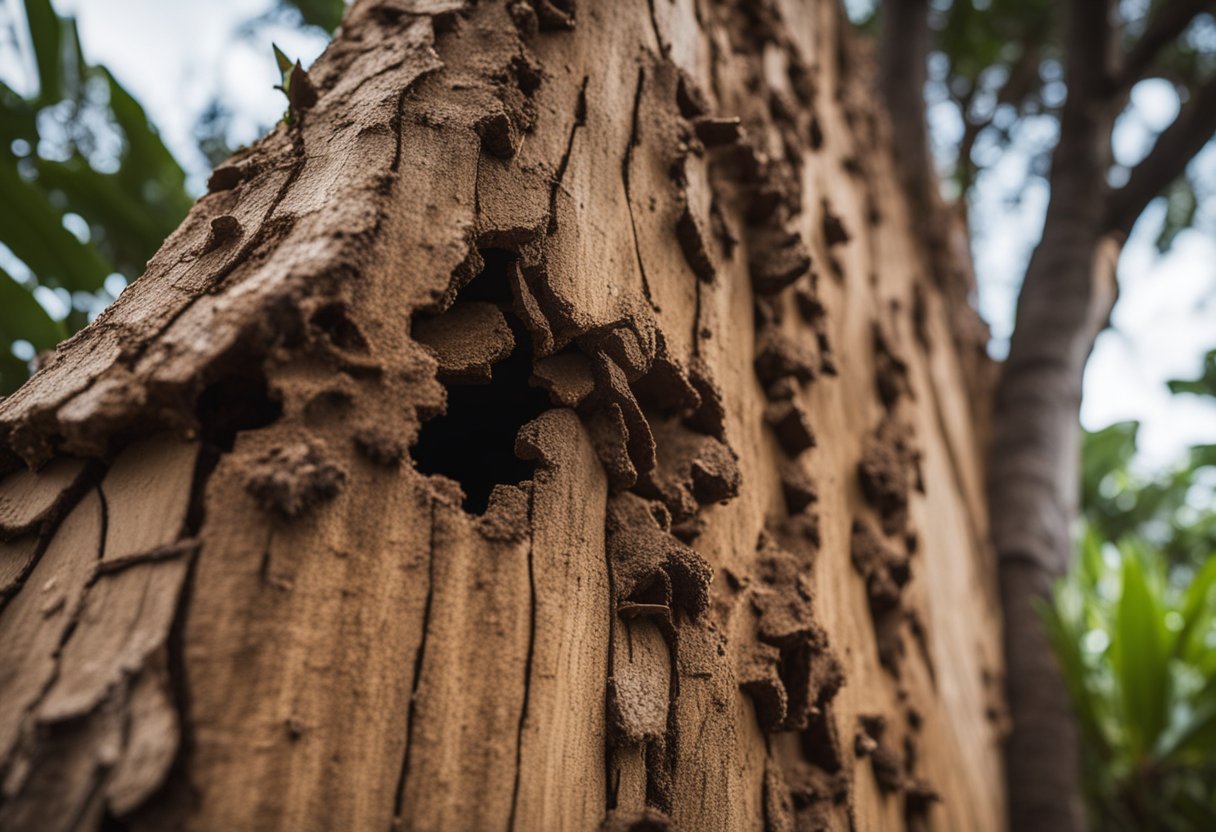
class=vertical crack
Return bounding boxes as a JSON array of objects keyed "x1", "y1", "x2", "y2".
[
  {"x1": 118, "y1": 443, "x2": 222, "y2": 817},
  {"x1": 622, "y1": 67, "x2": 658, "y2": 311},
  {"x1": 602, "y1": 507, "x2": 618, "y2": 811},
  {"x1": 507, "y1": 488, "x2": 537, "y2": 831},
  {"x1": 547, "y1": 77, "x2": 589, "y2": 236},
  {"x1": 256, "y1": 528, "x2": 274, "y2": 586},
  {"x1": 646, "y1": 0, "x2": 668, "y2": 57},
  {"x1": 392, "y1": 497, "x2": 437, "y2": 829},
  {"x1": 96, "y1": 485, "x2": 109, "y2": 562}
]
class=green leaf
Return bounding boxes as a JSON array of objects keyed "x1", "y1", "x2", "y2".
[
  {"x1": 0, "y1": 266, "x2": 67, "y2": 350},
  {"x1": 0, "y1": 266, "x2": 66, "y2": 396},
  {"x1": 273, "y1": 43, "x2": 294, "y2": 80},
  {"x1": 1175, "y1": 557, "x2": 1216, "y2": 661},
  {"x1": 0, "y1": 80, "x2": 37, "y2": 146},
  {"x1": 272, "y1": 44, "x2": 297, "y2": 123},
  {"x1": 1191, "y1": 444, "x2": 1216, "y2": 469},
  {"x1": 1039, "y1": 594, "x2": 1113, "y2": 758},
  {"x1": 0, "y1": 160, "x2": 112, "y2": 292},
  {"x1": 0, "y1": 348, "x2": 32, "y2": 397},
  {"x1": 34, "y1": 156, "x2": 183, "y2": 278},
  {"x1": 1115, "y1": 556, "x2": 1171, "y2": 760},
  {"x1": 1168, "y1": 350, "x2": 1216, "y2": 399},
  {"x1": 102, "y1": 69, "x2": 189, "y2": 204},
  {"x1": 270, "y1": 46, "x2": 318, "y2": 125},
  {"x1": 1158, "y1": 699, "x2": 1216, "y2": 764},
  {"x1": 282, "y1": 0, "x2": 346, "y2": 32},
  {"x1": 1155, "y1": 177, "x2": 1198, "y2": 254},
  {"x1": 23, "y1": 0, "x2": 64, "y2": 103},
  {"x1": 1081, "y1": 421, "x2": 1139, "y2": 503}
]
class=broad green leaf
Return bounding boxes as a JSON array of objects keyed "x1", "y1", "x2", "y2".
[
  {"x1": 0, "y1": 81, "x2": 37, "y2": 147},
  {"x1": 1175, "y1": 556, "x2": 1216, "y2": 660},
  {"x1": 1079, "y1": 526, "x2": 1105, "y2": 585},
  {"x1": 1081, "y1": 421, "x2": 1138, "y2": 504},
  {"x1": 23, "y1": 0, "x2": 64, "y2": 103},
  {"x1": 0, "y1": 349, "x2": 32, "y2": 397},
  {"x1": 0, "y1": 161, "x2": 112, "y2": 292},
  {"x1": 1039, "y1": 593, "x2": 1113, "y2": 758},
  {"x1": 102, "y1": 69, "x2": 189, "y2": 206},
  {"x1": 273, "y1": 43, "x2": 294, "y2": 79},
  {"x1": 1158, "y1": 699, "x2": 1216, "y2": 764},
  {"x1": 1115, "y1": 556, "x2": 1170, "y2": 759},
  {"x1": 282, "y1": 0, "x2": 346, "y2": 32},
  {"x1": 35, "y1": 155, "x2": 185, "y2": 277},
  {"x1": 0, "y1": 266, "x2": 66, "y2": 350},
  {"x1": 1190, "y1": 444, "x2": 1216, "y2": 469}
]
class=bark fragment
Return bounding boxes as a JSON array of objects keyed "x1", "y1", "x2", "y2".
[{"x1": 244, "y1": 440, "x2": 346, "y2": 518}]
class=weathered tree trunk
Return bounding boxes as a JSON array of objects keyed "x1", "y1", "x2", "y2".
[{"x1": 0, "y1": 1, "x2": 1006, "y2": 829}]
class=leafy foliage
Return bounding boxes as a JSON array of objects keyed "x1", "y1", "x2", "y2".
[
  {"x1": 850, "y1": 0, "x2": 1216, "y2": 246},
  {"x1": 0, "y1": 0, "x2": 192, "y2": 392},
  {"x1": 1043, "y1": 534, "x2": 1216, "y2": 830},
  {"x1": 1064, "y1": 359, "x2": 1216, "y2": 829},
  {"x1": 0, "y1": 0, "x2": 344, "y2": 395},
  {"x1": 932, "y1": 0, "x2": 1060, "y2": 191},
  {"x1": 1156, "y1": 175, "x2": 1200, "y2": 254},
  {"x1": 1082, "y1": 420, "x2": 1216, "y2": 572},
  {"x1": 281, "y1": 0, "x2": 346, "y2": 33}
]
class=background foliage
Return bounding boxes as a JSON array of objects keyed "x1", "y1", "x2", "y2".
[
  {"x1": 1050, "y1": 356, "x2": 1216, "y2": 829},
  {"x1": 1044, "y1": 530, "x2": 1216, "y2": 829},
  {"x1": 0, "y1": 0, "x2": 342, "y2": 393},
  {"x1": 0, "y1": 0, "x2": 191, "y2": 390}
]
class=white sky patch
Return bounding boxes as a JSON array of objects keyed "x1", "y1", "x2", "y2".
[
  {"x1": 50, "y1": 0, "x2": 329, "y2": 192},
  {"x1": 1084, "y1": 213, "x2": 1216, "y2": 469},
  {"x1": 959, "y1": 81, "x2": 1216, "y2": 470}
]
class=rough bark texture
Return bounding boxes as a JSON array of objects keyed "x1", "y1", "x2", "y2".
[{"x1": 0, "y1": 1, "x2": 1005, "y2": 829}]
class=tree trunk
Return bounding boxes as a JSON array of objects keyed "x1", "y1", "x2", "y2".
[
  {"x1": 0, "y1": 1, "x2": 1007, "y2": 829},
  {"x1": 988, "y1": 2, "x2": 1120, "y2": 828}
]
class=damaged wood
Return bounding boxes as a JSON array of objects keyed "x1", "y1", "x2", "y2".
[{"x1": 0, "y1": 0, "x2": 1004, "y2": 829}]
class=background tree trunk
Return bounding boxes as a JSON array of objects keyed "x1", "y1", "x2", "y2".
[
  {"x1": 988, "y1": 2, "x2": 1119, "y2": 828},
  {"x1": 0, "y1": 1, "x2": 1007, "y2": 829}
]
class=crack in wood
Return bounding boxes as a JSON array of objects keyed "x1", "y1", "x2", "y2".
[
  {"x1": 622, "y1": 67, "x2": 658, "y2": 312},
  {"x1": 392, "y1": 496, "x2": 438, "y2": 829},
  {"x1": 547, "y1": 76, "x2": 589, "y2": 236}
]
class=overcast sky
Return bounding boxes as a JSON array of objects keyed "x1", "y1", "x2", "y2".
[{"x1": 4, "y1": 0, "x2": 1215, "y2": 472}]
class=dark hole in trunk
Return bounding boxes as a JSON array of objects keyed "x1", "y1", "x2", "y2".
[
  {"x1": 459, "y1": 247, "x2": 516, "y2": 303},
  {"x1": 99, "y1": 811, "x2": 130, "y2": 832},
  {"x1": 196, "y1": 371, "x2": 283, "y2": 451},
  {"x1": 411, "y1": 248, "x2": 550, "y2": 515},
  {"x1": 802, "y1": 698, "x2": 843, "y2": 773}
]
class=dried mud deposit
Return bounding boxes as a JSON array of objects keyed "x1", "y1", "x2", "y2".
[{"x1": 0, "y1": 1, "x2": 1005, "y2": 830}]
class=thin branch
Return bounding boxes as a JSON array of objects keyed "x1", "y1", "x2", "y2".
[
  {"x1": 1105, "y1": 75, "x2": 1216, "y2": 235},
  {"x1": 1116, "y1": 0, "x2": 1211, "y2": 90}
]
